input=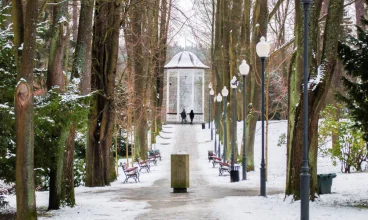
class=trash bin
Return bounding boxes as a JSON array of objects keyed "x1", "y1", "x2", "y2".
[
  {"x1": 208, "y1": 150, "x2": 214, "y2": 161},
  {"x1": 230, "y1": 170, "x2": 239, "y2": 182},
  {"x1": 171, "y1": 154, "x2": 189, "y2": 193},
  {"x1": 202, "y1": 123, "x2": 205, "y2": 129},
  {"x1": 317, "y1": 173, "x2": 337, "y2": 194}
]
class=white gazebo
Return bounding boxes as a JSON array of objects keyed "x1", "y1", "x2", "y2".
[{"x1": 164, "y1": 51, "x2": 209, "y2": 123}]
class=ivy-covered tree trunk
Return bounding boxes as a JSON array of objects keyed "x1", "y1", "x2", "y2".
[
  {"x1": 286, "y1": 0, "x2": 322, "y2": 199},
  {"x1": 61, "y1": 125, "x2": 76, "y2": 207},
  {"x1": 12, "y1": 0, "x2": 38, "y2": 219},
  {"x1": 86, "y1": 0, "x2": 122, "y2": 186},
  {"x1": 72, "y1": 0, "x2": 94, "y2": 93},
  {"x1": 221, "y1": 0, "x2": 230, "y2": 161},
  {"x1": 130, "y1": 1, "x2": 148, "y2": 159},
  {"x1": 63, "y1": 0, "x2": 94, "y2": 205},
  {"x1": 286, "y1": 0, "x2": 344, "y2": 200},
  {"x1": 153, "y1": 0, "x2": 171, "y2": 144},
  {"x1": 148, "y1": 0, "x2": 159, "y2": 146},
  {"x1": 240, "y1": 0, "x2": 251, "y2": 168},
  {"x1": 245, "y1": 0, "x2": 268, "y2": 171},
  {"x1": 47, "y1": 0, "x2": 68, "y2": 210}
]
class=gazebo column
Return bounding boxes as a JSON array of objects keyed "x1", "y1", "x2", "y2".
[
  {"x1": 202, "y1": 71, "x2": 204, "y2": 121},
  {"x1": 166, "y1": 71, "x2": 170, "y2": 121},
  {"x1": 177, "y1": 70, "x2": 180, "y2": 121},
  {"x1": 192, "y1": 70, "x2": 195, "y2": 111}
]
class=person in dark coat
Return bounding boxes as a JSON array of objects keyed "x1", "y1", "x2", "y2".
[
  {"x1": 180, "y1": 109, "x2": 187, "y2": 124},
  {"x1": 189, "y1": 110, "x2": 195, "y2": 124}
]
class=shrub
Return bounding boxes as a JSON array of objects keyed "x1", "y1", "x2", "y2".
[
  {"x1": 277, "y1": 133, "x2": 286, "y2": 147},
  {"x1": 319, "y1": 105, "x2": 367, "y2": 173},
  {"x1": 74, "y1": 158, "x2": 86, "y2": 187}
]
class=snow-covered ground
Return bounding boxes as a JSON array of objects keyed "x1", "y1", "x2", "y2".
[{"x1": 2, "y1": 121, "x2": 368, "y2": 219}]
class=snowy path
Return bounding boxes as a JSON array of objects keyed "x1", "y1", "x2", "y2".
[
  {"x1": 136, "y1": 124, "x2": 281, "y2": 219},
  {"x1": 3, "y1": 122, "x2": 368, "y2": 220}
]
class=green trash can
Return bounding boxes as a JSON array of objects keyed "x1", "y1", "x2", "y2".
[{"x1": 317, "y1": 173, "x2": 337, "y2": 194}]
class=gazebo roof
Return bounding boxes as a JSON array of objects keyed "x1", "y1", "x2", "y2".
[{"x1": 164, "y1": 51, "x2": 210, "y2": 69}]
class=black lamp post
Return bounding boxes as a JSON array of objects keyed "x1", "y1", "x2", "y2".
[
  {"x1": 230, "y1": 76, "x2": 238, "y2": 182},
  {"x1": 256, "y1": 36, "x2": 270, "y2": 197},
  {"x1": 239, "y1": 60, "x2": 250, "y2": 180},
  {"x1": 208, "y1": 83, "x2": 213, "y2": 130},
  {"x1": 213, "y1": 95, "x2": 217, "y2": 154},
  {"x1": 221, "y1": 86, "x2": 229, "y2": 162},
  {"x1": 301, "y1": 0, "x2": 311, "y2": 219},
  {"x1": 209, "y1": 87, "x2": 214, "y2": 140},
  {"x1": 216, "y1": 93, "x2": 222, "y2": 158}
]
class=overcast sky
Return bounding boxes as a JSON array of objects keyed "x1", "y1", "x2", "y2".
[{"x1": 170, "y1": 0, "x2": 197, "y2": 47}]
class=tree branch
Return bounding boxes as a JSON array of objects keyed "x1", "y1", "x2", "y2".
[{"x1": 268, "y1": 0, "x2": 286, "y2": 22}]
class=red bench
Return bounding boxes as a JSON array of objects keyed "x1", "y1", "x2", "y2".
[
  {"x1": 147, "y1": 155, "x2": 158, "y2": 166},
  {"x1": 212, "y1": 156, "x2": 222, "y2": 168},
  {"x1": 219, "y1": 162, "x2": 230, "y2": 176},
  {"x1": 138, "y1": 159, "x2": 150, "y2": 173},
  {"x1": 122, "y1": 163, "x2": 139, "y2": 183},
  {"x1": 208, "y1": 152, "x2": 217, "y2": 162},
  {"x1": 152, "y1": 151, "x2": 162, "y2": 161}
]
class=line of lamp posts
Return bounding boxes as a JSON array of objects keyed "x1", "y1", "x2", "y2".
[
  {"x1": 208, "y1": 12, "x2": 311, "y2": 218},
  {"x1": 208, "y1": 36, "x2": 269, "y2": 189}
]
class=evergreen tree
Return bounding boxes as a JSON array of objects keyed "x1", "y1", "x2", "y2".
[{"x1": 338, "y1": 19, "x2": 368, "y2": 141}]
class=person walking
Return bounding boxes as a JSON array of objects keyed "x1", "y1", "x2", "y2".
[
  {"x1": 181, "y1": 109, "x2": 187, "y2": 124},
  {"x1": 189, "y1": 110, "x2": 195, "y2": 124}
]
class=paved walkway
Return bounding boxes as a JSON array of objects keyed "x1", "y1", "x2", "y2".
[{"x1": 115, "y1": 124, "x2": 280, "y2": 219}]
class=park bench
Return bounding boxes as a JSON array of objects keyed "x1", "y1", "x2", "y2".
[
  {"x1": 149, "y1": 150, "x2": 162, "y2": 161},
  {"x1": 147, "y1": 156, "x2": 157, "y2": 166},
  {"x1": 208, "y1": 152, "x2": 216, "y2": 162},
  {"x1": 122, "y1": 163, "x2": 139, "y2": 183},
  {"x1": 138, "y1": 159, "x2": 151, "y2": 173},
  {"x1": 212, "y1": 156, "x2": 222, "y2": 168},
  {"x1": 219, "y1": 162, "x2": 230, "y2": 176}
]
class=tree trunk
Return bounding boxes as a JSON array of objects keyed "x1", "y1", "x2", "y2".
[
  {"x1": 47, "y1": 1, "x2": 68, "y2": 210},
  {"x1": 240, "y1": 0, "x2": 252, "y2": 168},
  {"x1": 155, "y1": 0, "x2": 171, "y2": 138},
  {"x1": 72, "y1": 0, "x2": 78, "y2": 42},
  {"x1": 11, "y1": 0, "x2": 24, "y2": 74},
  {"x1": 286, "y1": 0, "x2": 322, "y2": 199},
  {"x1": 13, "y1": 0, "x2": 38, "y2": 219},
  {"x1": 86, "y1": 0, "x2": 122, "y2": 186},
  {"x1": 148, "y1": 0, "x2": 159, "y2": 147},
  {"x1": 286, "y1": 0, "x2": 344, "y2": 200},
  {"x1": 62, "y1": 0, "x2": 94, "y2": 204},
  {"x1": 355, "y1": 0, "x2": 365, "y2": 26},
  {"x1": 131, "y1": 1, "x2": 148, "y2": 159},
  {"x1": 61, "y1": 125, "x2": 76, "y2": 207},
  {"x1": 72, "y1": 0, "x2": 94, "y2": 94},
  {"x1": 221, "y1": 0, "x2": 230, "y2": 161},
  {"x1": 246, "y1": 0, "x2": 268, "y2": 171},
  {"x1": 47, "y1": 1, "x2": 67, "y2": 91}
]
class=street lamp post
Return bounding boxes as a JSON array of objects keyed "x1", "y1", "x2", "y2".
[
  {"x1": 239, "y1": 60, "x2": 250, "y2": 180},
  {"x1": 221, "y1": 86, "x2": 229, "y2": 162},
  {"x1": 209, "y1": 88, "x2": 215, "y2": 140},
  {"x1": 216, "y1": 93, "x2": 222, "y2": 158},
  {"x1": 301, "y1": 0, "x2": 311, "y2": 219},
  {"x1": 214, "y1": 95, "x2": 217, "y2": 154},
  {"x1": 208, "y1": 83, "x2": 213, "y2": 129},
  {"x1": 256, "y1": 36, "x2": 270, "y2": 197},
  {"x1": 230, "y1": 76, "x2": 238, "y2": 182}
]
